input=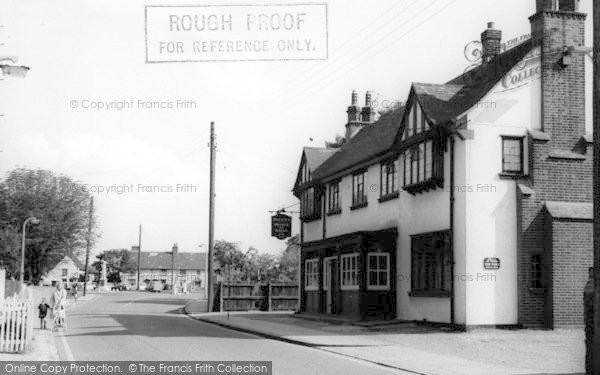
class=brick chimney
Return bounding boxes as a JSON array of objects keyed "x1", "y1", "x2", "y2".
[
  {"x1": 345, "y1": 90, "x2": 363, "y2": 140},
  {"x1": 361, "y1": 91, "x2": 376, "y2": 123},
  {"x1": 481, "y1": 22, "x2": 502, "y2": 63},
  {"x1": 530, "y1": 0, "x2": 586, "y2": 150}
]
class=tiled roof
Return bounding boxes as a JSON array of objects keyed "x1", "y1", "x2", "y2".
[
  {"x1": 304, "y1": 147, "x2": 337, "y2": 171},
  {"x1": 313, "y1": 107, "x2": 405, "y2": 180},
  {"x1": 545, "y1": 201, "x2": 592, "y2": 220},
  {"x1": 306, "y1": 39, "x2": 534, "y2": 181},
  {"x1": 132, "y1": 252, "x2": 206, "y2": 270}
]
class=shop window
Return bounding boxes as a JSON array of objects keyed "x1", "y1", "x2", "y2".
[
  {"x1": 341, "y1": 253, "x2": 359, "y2": 290},
  {"x1": 410, "y1": 231, "x2": 451, "y2": 297},
  {"x1": 367, "y1": 253, "x2": 390, "y2": 290},
  {"x1": 305, "y1": 259, "x2": 319, "y2": 291}
]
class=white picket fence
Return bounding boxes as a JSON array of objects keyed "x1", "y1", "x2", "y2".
[{"x1": 0, "y1": 297, "x2": 34, "y2": 352}]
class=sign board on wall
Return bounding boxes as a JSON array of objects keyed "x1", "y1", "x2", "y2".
[
  {"x1": 483, "y1": 258, "x2": 501, "y2": 270},
  {"x1": 271, "y1": 213, "x2": 292, "y2": 240}
]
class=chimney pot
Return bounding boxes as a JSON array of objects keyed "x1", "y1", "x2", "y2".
[
  {"x1": 481, "y1": 22, "x2": 502, "y2": 63},
  {"x1": 351, "y1": 90, "x2": 358, "y2": 106}
]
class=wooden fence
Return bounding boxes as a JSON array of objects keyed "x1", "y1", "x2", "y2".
[
  {"x1": 0, "y1": 297, "x2": 34, "y2": 353},
  {"x1": 219, "y1": 283, "x2": 299, "y2": 312}
]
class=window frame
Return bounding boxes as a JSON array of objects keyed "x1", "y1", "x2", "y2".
[
  {"x1": 529, "y1": 254, "x2": 545, "y2": 291},
  {"x1": 340, "y1": 253, "x2": 359, "y2": 290},
  {"x1": 327, "y1": 180, "x2": 341, "y2": 215},
  {"x1": 304, "y1": 259, "x2": 319, "y2": 291},
  {"x1": 380, "y1": 158, "x2": 399, "y2": 202},
  {"x1": 367, "y1": 253, "x2": 390, "y2": 291},
  {"x1": 501, "y1": 136, "x2": 524, "y2": 175},
  {"x1": 351, "y1": 170, "x2": 368, "y2": 209},
  {"x1": 409, "y1": 231, "x2": 451, "y2": 297}
]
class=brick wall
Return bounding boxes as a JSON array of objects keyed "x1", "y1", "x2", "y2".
[
  {"x1": 550, "y1": 220, "x2": 593, "y2": 327},
  {"x1": 516, "y1": 7, "x2": 593, "y2": 329}
]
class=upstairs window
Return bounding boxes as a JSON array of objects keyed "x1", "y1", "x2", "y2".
[
  {"x1": 403, "y1": 139, "x2": 443, "y2": 193},
  {"x1": 351, "y1": 170, "x2": 367, "y2": 209},
  {"x1": 380, "y1": 159, "x2": 399, "y2": 201},
  {"x1": 501, "y1": 136, "x2": 524, "y2": 174},
  {"x1": 327, "y1": 180, "x2": 341, "y2": 215},
  {"x1": 300, "y1": 187, "x2": 321, "y2": 221}
]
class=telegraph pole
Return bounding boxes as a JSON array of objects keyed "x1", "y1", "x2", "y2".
[
  {"x1": 83, "y1": 197, "x2": 94, "y2": 296},
  {"x1": 593, "y1": 1, "x2": 600, "y2": 373},
  {"x1": 137, "y1": 224, "x2": 142, "y2": 291},
  {"x1": 207, "y1": 121, "x2": 216, "y2": 312}
]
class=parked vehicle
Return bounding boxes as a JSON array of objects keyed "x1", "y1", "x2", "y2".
[
  {"x1": 147, "y1": 281, "x2": 163, "y2": 293},
  {"x1": 110, "y1": 284, "x2": 129, "y2": 291}
]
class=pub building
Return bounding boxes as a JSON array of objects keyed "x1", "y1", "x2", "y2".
[{"x1": 293, "y1": 0, "x2": 594, "y2": 328}]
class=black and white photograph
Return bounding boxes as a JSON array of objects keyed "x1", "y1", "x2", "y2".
[{"x1": 0, "y1": 0, "x2": 599, "y2": 374}]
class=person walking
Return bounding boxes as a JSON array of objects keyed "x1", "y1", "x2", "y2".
[
  {"x1": 71, "y1": 282, "x2": 79, "y2": 303},
  {"x1": 50, "y1": 283, "x2": 67, "y2": 328}
]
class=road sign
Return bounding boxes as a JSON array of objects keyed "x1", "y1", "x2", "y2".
[{"x1": 271, "y1": 213, "x2": 292, "y2": 240}]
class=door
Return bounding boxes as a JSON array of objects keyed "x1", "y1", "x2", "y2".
[{"x1": 324, "y1": 257, "x2": 338, "y2": 314}]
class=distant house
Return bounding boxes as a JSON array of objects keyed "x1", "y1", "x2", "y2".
[
  {"x1": 41, "y1": 254, "x2": 91, "y2": 287},
  {"x1": 122, "y1": 251, "x2": 206, "y2": 291}
]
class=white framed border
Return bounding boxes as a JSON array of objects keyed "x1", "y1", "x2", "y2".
[
  {"x1": 304, "y1": 258, "x2": 319, "y2": 291},
  {"x1": 366, "y1": 253, "x2": 390, "y2": 291},
  {"x1": 340, "y1": 253, "x2": 359, "y2": 290}
]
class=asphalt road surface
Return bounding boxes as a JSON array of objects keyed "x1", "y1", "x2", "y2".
[{"x1": 55, "y1": 292, "x2": 408, "y2": 375}]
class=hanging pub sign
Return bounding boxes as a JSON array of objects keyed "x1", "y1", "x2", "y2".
[{"x1": 271, "y1": 213, "x2": 292, "y2": 240}]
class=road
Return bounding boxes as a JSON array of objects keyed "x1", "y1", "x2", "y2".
[{"x1": 55, "y1": 292, "x2": 407, "y2": 375}]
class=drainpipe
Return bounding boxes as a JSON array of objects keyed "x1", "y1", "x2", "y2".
[{"x1": 449, "y1": 133, "x2": 456, "y2": 327}]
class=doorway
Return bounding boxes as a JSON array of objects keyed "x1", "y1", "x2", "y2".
[{"x1": 324, "y1": 257, "x2": 338, "y2": 314}]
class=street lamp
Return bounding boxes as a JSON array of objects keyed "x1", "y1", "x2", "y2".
[
  {"x1": 20, "y1": 217, "x2": 40, "y2": 285},
  {"x1": 166, "y1": 243, "x2": 178, "y2": 295}
]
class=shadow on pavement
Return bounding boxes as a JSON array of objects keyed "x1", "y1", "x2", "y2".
[{"x1": 63, "y1": 313, "x2": 253, "y2": 339}]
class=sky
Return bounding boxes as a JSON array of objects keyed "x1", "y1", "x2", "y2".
[{"x1": 0, "y1": 0, "x2": 594, "y2": 257}]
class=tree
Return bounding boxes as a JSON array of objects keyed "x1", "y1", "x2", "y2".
[
  {"x1": 325, "y1": 134, "x2": 345, "y2": 149},
  {"x1": 278, "y1": 235, "x2": 300, "y2": 282},
  {"x1": 0, "y1": 168, "x2": 100, "y2": 283}
]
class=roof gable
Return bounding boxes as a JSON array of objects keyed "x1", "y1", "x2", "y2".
[
  {"x1": 313, "y1": 107, "x2": 405, "y2": 180},
  {"x1": 293, "y1": 147, "x2": 337, "y2": 192}
]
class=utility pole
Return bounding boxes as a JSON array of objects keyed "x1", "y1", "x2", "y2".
[
  {"x1": 207, "y1": 121, "x2": 216, "y2": 312},
  {"x1": 137, "y1": 224, "x2": 142, "y2": 291},
  {"x1": 83, "y1": 197, "x2": 94, "y2": 296},
  {"x1": 592, "y1": 1, "x2": 600, "y2": 372}
]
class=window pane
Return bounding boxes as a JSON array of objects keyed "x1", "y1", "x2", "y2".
[
  {"x1": 380, "y1": 271, "x2": 387, "y2": 286},
  {"x1": 502, "y1": 138, "x2": 522, "y2": 173},
  {"x1": 425, "y1": 141, "x2": 433, "y2": 179},
  {"x1": 419, "y1": 143, "x2": 425, "y2": 183}
]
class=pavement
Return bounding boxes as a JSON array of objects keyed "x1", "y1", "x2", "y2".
[
  {"x1": 0, "y1": 292, "x2": 98, "y2": 361},
  {"x1": 185, "y1": 303, "x2": 586, "y2": 375},
  {"x1": 50, "y1": 292, "x2": 411, "y2": 375}
]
